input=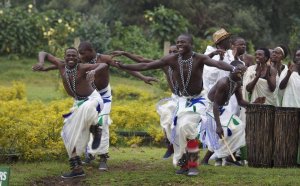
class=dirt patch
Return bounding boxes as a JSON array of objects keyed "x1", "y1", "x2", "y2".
[
  {"x1": 109, "y1": 161, "x2": 141, "y2": 171},
  {"x1": 30, "y1": 161, "x2": 142, "y2": 185},
  {"x1": 30, "y1": 176, "x2": 89, "y2": 186}
]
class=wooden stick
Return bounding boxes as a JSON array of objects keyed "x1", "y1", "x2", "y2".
[{"x1": 222, "y1": 135, "x2": 236, "y2": 162}]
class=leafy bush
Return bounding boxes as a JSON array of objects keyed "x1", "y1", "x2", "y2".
[
  {"x1": 144, "y1": 5, "x2": 189, "y2": 44},
  {"x1": 69, "y1": 15, "x2": 111, "y2": 53},
  {"x1": 37, "y1": 9, "x2": 80, "y2": 56},
  {"x1": 0, "y1": 7, "x2": 80, "y2": 57},
  {"x1": 0, "y1": 83, "x2": 164, "y2": 161},
  {"x1": 0, "y1": 81, "x2": 26, "y2": 101},
  {"x1": 0, "y1": 83, "x2": 72, "y2": 160},
  {"x1": 109, "y1": 21, "x2": 162, "y2": 77},
  {"x1": 0, "y1": 7, "x2": 44, "y2": 56}
]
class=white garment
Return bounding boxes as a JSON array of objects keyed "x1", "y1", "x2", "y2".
[
  {"x1": 203, "y1": 46, "x2": 234, "y2": 92},
  {"x1": 200, "y1": 102, "x2": 246, "y2": 158},
  {"x1": 156, "y1": 94, "x2": 178, "y2": 142},
  {"x1": 170, "y1": 91, "x2": 208, "y2": 166},
  {"x1": 243, "y1": 64, "x2": 277, "y2": 106},
  {"x1": 61, "y1": 90, "x2": 103, "y2": 158},
  {"x1": 87, "y1": 84, "x2": 112, "y2": 155},
  {"x1": 281, "y1": 72, "x2": 300, "y2": 107}
]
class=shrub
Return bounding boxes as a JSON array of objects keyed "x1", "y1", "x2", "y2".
[
  {"x1": 109, "y1": 21, "x2": 162, "y2": 78},
  {"x1": 0, "y1": 83, "x2": 165, "y2": 160},
  {"x1": 68, "y1": 15, "x2": 111, "y2": 53},
  {"x1": 0, "y1": 7, "x2": 44, "y2": 56}
]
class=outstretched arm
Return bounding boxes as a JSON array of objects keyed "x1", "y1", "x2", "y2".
[
  {"x1": 100, "y1": 54, "x2": 158, "y2": 85},
  {"x1": 32, "y1": 51, "x2": 62, "y2": 71},
  {"x1": 41, "y1": 65, "x2": 58, "y2": 71},
  {"x1": 117, "y1": 57, "x2": 168, "y2": 71},
  {"x1": 111, "y1": 50, "x2": 154, "y2": 63},
  {"x1": 202, "y1": 55, "x2": 234, "y2": 72}
]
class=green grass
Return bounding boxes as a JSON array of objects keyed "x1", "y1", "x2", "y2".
[{"x1": 1, "y1": 147, "x2": 300, "y2": 186}]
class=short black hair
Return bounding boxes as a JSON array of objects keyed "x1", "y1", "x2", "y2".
[
  {"x1": 230, "y1": 60, "x2": 244, "y2": 67},
  {"x1": 231, "y1": 36, "x2": 244, "y2": 45},
  {"x1": 64, "y1": 47, "x2": 78, "y2": 55},
  {"x1": 257, "y1": 47, "x2": 270, "y2": 61},
  {"x1": 78, "y1": 41, "x2": 94, "y2": 52},
  {"x1": 179, "y1": 33, "x2": 193, "y2": 45}
]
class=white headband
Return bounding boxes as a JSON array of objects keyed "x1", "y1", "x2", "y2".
[{"x1": 275, "y1": 46, "x2": 285, "y2": 57}]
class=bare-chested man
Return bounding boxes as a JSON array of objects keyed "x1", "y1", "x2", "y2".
[
  {"x1": 116, "y1": 33, "x2": 234, "y2": 176},
  {"x1": 33, "y1": 41, "x2": 157, "y2": 171},
  {"x1": 33, "y1": 47, "x2": 107, "y2": 178},
  {"x1": 201, "y1": 61, "x2": 264, "y2": 166}
]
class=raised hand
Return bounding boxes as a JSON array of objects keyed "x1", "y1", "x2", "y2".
[
  {"x1": 255, "y1": 63, "x2": 262, "y2": 77},
  {"x1": 214, "y1": 49, "x2": 225, "y2": 60},
  {"x1": 32, "y1": 63, "x2": 45, "y2": 71},
  {"x1": 86, "y1": 70, "x2": 96, "y2": 82},
  {"x1": 288, "y1": 63, "x2": 297, "y2": 72},
  {"x1": 252, "y1": 96, "x2": 266, "y2": 104}
]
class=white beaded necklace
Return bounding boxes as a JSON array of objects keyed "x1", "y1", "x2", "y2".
[
  {"x1": 224, "y1": 76, "x2": 238, "y2": 105},
  {"x1": 178, "y1": 52, "x2": 194, "y2": 96},
  {"x1": 65, "y1": 64, "x2": 87, "y2": 100}
]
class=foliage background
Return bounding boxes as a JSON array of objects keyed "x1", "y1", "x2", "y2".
[{"x1": 1, "y1": 0, "x2": 300, "y2": 57}]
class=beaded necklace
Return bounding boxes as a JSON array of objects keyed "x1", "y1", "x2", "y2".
[
  {"x1": 88, "y1": 53, "x2": 101, "y2": 64},
  {"x1": 88, "y1": 53, "x2": 101, "y2": 91},
  {"x1": 178, "y1": 52, "x2": 194, "y2": 96},
  {"x1": 224, "y1": 76, "x2": 238, "y2": 105},
  {"x1": 168, "y1": 66, "x2": 179, "y2": 95},
  {"x1": 65, "y1": 64, "x2": 87, "y2": 100}
]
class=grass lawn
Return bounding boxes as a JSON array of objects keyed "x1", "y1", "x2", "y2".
[{"x1": 1, "y1": 147, "x2": 299, "y2": 186}]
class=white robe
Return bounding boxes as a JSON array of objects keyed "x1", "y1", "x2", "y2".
[
  {"x1": 281, "y1": 72, "x2": 300, "y2": 107},
  {"x1": 199, "y1": 102, "x2": 246, "y2": 158},
  {"x1": 87, "y1": 84, "x2": 112, "y2": 155},
  {"x1": 156, "y1": 94, "x2": 178, "y2": 143},
  {"x1": 62, "y1": 90, "x2": 103, "y2": 158},
  {"x1": 158, "y1": 91, "x2": 207, "y2": 166}
]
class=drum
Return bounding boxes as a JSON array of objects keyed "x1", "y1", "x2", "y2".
[
  {"x1": 273, "y1": 107, "x2": 300, "y2": 167},
  {"x1": 245, "y1": 104, "x2": 275, "y2": 167}
]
